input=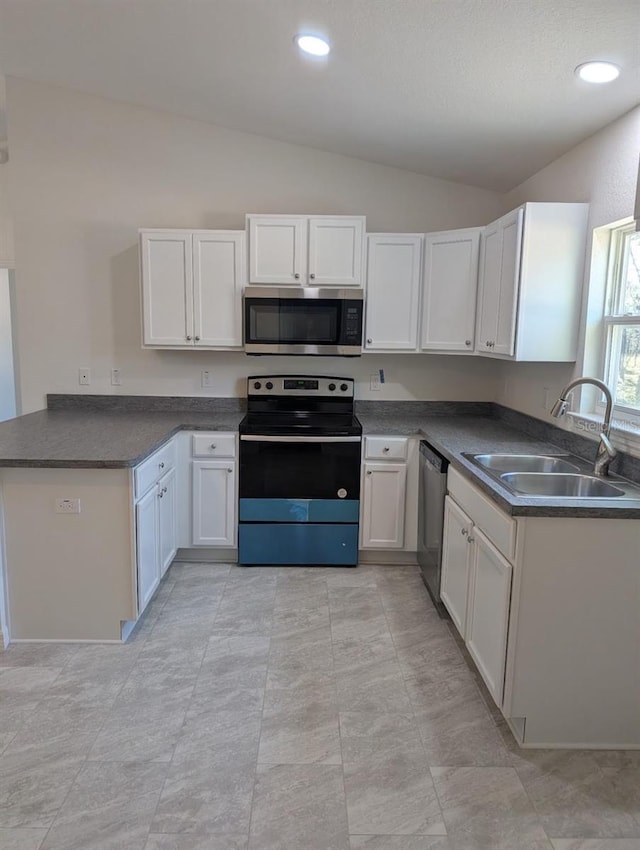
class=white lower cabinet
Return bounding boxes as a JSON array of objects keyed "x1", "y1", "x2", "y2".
[
  {"x1": 158, "y1": 467, "x2": 177, "y2": 575},
  {"x1": 466, "y1": 527, "x2": 512, "y2": 706},
  {"x1": 191, "y1": 432, "x2": 237, "y2": 547},
  {"x1": 134, "y1": 440, "x2": 177, "y2": 615},
  {"x1": 441, "y1": 470, "x2": 515, "y2": 707},
  {"x1": 440, "y1": 496, "x2": 472, "y2": 635},
  {"x1": 135, "y1": 485, "x2": 160, "y2": 613},
  {"x1": 360, "y1": 436, "x2": 418, "y2": 552},
  {"x1": 442, "y1": 465, "x2": 640, "y2": 747},
  {"x1": 192, "y1": 461, "x2": 236, "y2": 546},
  {"x1": 361, "y1": 462, "x2": 407, "y2": 548}
]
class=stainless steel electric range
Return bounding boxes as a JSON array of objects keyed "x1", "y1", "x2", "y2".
[{"x1": 238, "y1": 375, "x2": 362, "y2": 566}]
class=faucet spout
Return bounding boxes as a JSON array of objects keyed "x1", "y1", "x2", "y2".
[{"x1": 550, "y1": 376, "x2": 616, "y2": 477}]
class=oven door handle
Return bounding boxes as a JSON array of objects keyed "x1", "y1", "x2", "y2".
[{"x1": 240, "y1": 435, "x2": 362, "y2": 443}]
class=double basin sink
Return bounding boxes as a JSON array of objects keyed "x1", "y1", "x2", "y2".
[{"x1": 463, "y1": 453, "x2": 640, "y2": 500}]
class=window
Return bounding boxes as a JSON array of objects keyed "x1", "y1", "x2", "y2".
[{"x1": 602, "y1": 223, "x2": 640, "y2": 415}]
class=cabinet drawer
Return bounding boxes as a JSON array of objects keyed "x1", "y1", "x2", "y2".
[
  {"x1": 447, "y1": 467, "x2": 515, "y2": 561},
  {"x1": 364, "y1": 436, "x2": 408, "y2": 461},
  {"x1": 192, "y1": 432, "x2": 236, "y2": 458},
  {"x1": 134, "y1": 439, "x2": 176, "y2": 500}
]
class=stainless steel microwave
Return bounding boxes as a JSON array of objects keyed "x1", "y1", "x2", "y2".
[{"x1": 243, "y1": 287, "x2": 364, "y2": 356}]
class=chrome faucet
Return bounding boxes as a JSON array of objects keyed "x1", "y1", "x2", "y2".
[{"x1": 550, "y1": 377, "x2": 617, "y2": 476}]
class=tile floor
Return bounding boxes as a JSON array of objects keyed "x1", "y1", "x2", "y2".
[{"x1": 1, "y1": 562, "x2": 640, "y2": 849}]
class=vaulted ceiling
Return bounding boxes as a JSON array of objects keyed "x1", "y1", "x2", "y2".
[{"x1": 0, "y1": 0, "x2": 638, "y2": 190}]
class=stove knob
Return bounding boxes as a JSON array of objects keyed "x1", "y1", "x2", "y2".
[
  {"x1": 266, "y1": 381, "x2": 274, "y2": 390},
  {"x1": 253, "y1": 381, "x2": 262, "y2": 390},
  {"x1": 340, "y1": 383, "x2": 349, "y2": 392},
  {"x1": 328, "y1": 383, "x2": 336, "y2": 391}
]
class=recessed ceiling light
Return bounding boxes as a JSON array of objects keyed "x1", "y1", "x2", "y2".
[
  {"x1": 575, "y1": 61, "x2": 620, "y2": 83},
  {"x1": 295, "y1": 34, "x2": 330, "y2": 57}
]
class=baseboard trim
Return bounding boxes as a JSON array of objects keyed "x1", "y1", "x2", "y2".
[
  {"x1": 358, "y1": 550, "x2": 418, "y2": 565},
  {"x1": 174, "y1": 547, "x2": 238, "y2": 563}
]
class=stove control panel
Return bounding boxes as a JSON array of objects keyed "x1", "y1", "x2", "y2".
[{"x1": 247, "y1": 375, "x2": 354, "y2": 398}]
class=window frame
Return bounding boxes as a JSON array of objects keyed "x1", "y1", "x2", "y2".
[{"x1": 597, "y1": 222, "x2": 640, "y2": 427}]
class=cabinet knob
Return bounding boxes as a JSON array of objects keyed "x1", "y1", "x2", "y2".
[
  {"x1": 163, "y1": 487, "x2": 167, "y2": 494},
  {"x1": 294, "y1": 273, "x2": 300, "y2": 279},
  {"x1": 195, "y1": 336, "x2": 200, "y2": 341},
  {"x1": 367, "y1": 338, "x2": 372, "y2": 344},
  {"x1": 227, "y1": 468, "x2": 233, "y2": 473},
  {"x1": 367, "y1": 470, "x2": 372, "y2": 475},
  {"x1": 186, "y1": 335, "x2": 192, "y2": 341},
  {"x1": 383, "y1": 447, "x2": 390, "y2": 453},
  {"x1": 461, "y1": 528, "x2": 468, "y2": 536},
  {"x1": 465, "y1": 339, "x2": 472, "y2": 346},
  {"x1": 210, "y1": 443, "x2": 217, "y2": 449},
  {"x1": 158, "y1": 491, "x2": 163, "y2": 499},
  {"x1": 310, "y1": 273, "x2": 315, "y2": 280},
  {"x1": 485, "y1": 340, "x2": 491, "y2": 347},
  {"x1": 159, "y1": 462, "x2": 165, "y2": 469},
  {"x1": 467, "y1": 536, "x2": 475, "y2": 544}
]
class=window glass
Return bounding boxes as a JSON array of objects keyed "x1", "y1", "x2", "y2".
[{"x1": 603, "y1": 227, "x2": 640, "y2": 414}]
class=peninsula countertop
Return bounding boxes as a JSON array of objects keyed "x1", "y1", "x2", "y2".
[{"x1": 0, "y1": 408, "x2": 244, "y2": 468}]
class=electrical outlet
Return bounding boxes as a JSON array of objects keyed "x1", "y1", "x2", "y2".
[
  {"x1": 370, "y1": 373, "x2": 381, "y2": 391},
  {"x1": 111, "y1": 368, "x2": 122, "y2": 386},
  {"x1": 55, "y1": 498, "x2": 81, "y2": 514},
  {"x1": 78, "y1": 369, "x2": 91, "y2": 386},
  {"x1": 201, "y1": 370, "x2": 214, "y2": 388}
]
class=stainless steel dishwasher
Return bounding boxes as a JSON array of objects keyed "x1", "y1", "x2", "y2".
[{"x1": 417, "y1": 440, "x2": 449, "y2": 616}]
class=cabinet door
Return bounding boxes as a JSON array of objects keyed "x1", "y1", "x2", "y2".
[
  {"x1": 193, "y1": 231, "x2": 244, "y2": 347},
  {"x1": 136, "y1": 485, "x2": 160, "y2": 614},
  {"x1": 440, "y1": 496, "x2": 473, "y2": 636},
  {"x1": 493, "y1": 207, "x2": 523, "y2": 356},
  {"x1": 475, "y1": 221, "x2": 501, "y2": 353},
  {"x1": 158, "y1": 467, "x2": 177, "y2": 576},
  {"x1": 364, "y1": 234, "x2": 422, "y2": 351},
  {"x1": 192, "y1": 460, "x2": 236, "y2": 546},
  {"x1": 466, "y1": 527, "x2": 513, "y2": 706},
  {"x1": 360, "y1": 462, "x2": 407, "y2": 548},
  {"x1": 140, "y1": 230, "x2": 194, "y2": 346},
  {"x1": 421, "y1": 229, "x2": 480, "y2": 352},
  {"x1": 308, "y1": 217, "x2": 365, "y2": 287},
  {"x1": 247, "y1": 216, "x2": 307, "y2": 284}
]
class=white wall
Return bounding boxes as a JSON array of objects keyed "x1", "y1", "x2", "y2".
[
  {"x1": 0, "y1": 269, "x2": 16, "y2": 421},
  {"x1": 497, "y1": 106, "x2": 640, "y2": 420},
  {"x1": 5, "y1": 78, "x2": 505, "y2": 412}
]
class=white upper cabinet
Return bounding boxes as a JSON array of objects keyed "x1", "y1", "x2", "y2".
[
  {"x1": 475, "y1": 202, "x2": 589, "y2": 361},
  {"x1": 365, "y1": 234, "x2": 422, "y2": 351},
  {"x1": 421, "y1": 228, "x2": 480, "y2": 352},
  {"x1": 140, "y1": 231, "x2": 193, "y2": 346},
  {"x1": 247, "y1": 214, "x2": 365, "y2": 287},
  {"x1": 193, "y1": 231, "x2": 244, "y2": 347},
  {"x1": 247, "y1": 216, "x2": 307, "y2": 284},
  {"x1": 307, "y1": 217, "x2": 364, "y2": 286},
  {"x1": 140, "y1": 229, "x2": 245, "y2": 349},
  {"x1": 476, "y1": 209, "x2": 522, "y2": 356}
]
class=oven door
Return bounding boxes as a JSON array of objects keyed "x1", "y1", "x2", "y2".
[
  {"x1": 243, "y1": 289, "x2": 363, "y2": 355},
  {"x1": 239, "y1": 435, "x2": 361, "y2": 502}
]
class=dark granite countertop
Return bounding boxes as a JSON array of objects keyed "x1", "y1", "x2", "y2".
[
  {"x1": 1, "y1": 396, "x2": 640, "y2": 518},
  {"x1": 0, "y1": 409, "x2": 244, "y2": 469},
  {"x1": 361, "y1": 412, "x2": 640, "y2": 519}
]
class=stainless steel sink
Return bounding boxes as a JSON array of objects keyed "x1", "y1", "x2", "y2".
[
  {"x1": 471, "y1": 454, "x2": 580, "y2": 474},
  {"x1": 500, "y1": 472, "x2": 626, "y2": 498}
]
